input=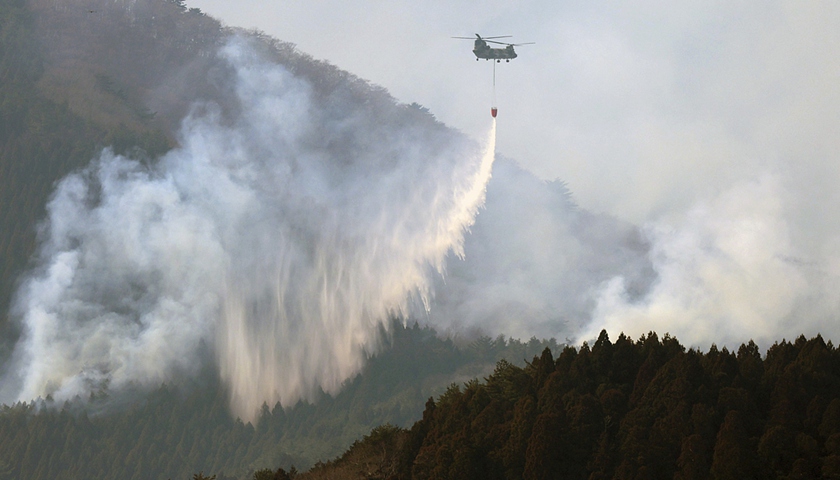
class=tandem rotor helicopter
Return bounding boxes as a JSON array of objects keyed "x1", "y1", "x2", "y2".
[
  {"x1": 452, "y1": 34, "x2": 534, "y2": 62},
  {"x1": 453, "y1": 34, "x2": 534, "y2": 117}
]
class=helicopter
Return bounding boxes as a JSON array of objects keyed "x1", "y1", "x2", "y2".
[{"x1": 452, "y1": 34, "x2": 534, "y2": 62}]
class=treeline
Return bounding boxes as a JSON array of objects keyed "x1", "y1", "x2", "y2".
[
  {"x1": 0, "y1": 323, "x2": 558, "y2": 480},
  {"x1": 298, "y1": 331, "x2": 840, "y2": 479}
]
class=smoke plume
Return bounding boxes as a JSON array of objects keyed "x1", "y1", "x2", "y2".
[
  {"x1": 3, "y1": 37, "x2": 496, "y2": 420},
  {"x1": 578, "y1": 175, "x2": 840, "y2": 348}
]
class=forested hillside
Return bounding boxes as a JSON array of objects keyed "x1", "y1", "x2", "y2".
[{"x1": 298, "y1": 331, "x2": 840, "y2": 479}]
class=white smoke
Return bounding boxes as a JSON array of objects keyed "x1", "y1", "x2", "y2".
[
  {"x1": 579, "y1": 175, "x2": 840, "y2": 348},
  {"x1": 3, "y1": 36, "x2": 496, "y2": 420}
]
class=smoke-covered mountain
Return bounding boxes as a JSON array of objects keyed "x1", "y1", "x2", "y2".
[
  {"x1": 0, "y1": 0, "x2": 654, "y2": 422},
  {"x1": 6, "y1": 1, "x2": 840, "y2": 479}
]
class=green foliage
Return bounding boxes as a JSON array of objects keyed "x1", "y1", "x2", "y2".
[
  {"x1": 324, "y1": 331, "x2": 840, "y2": 480},
  {"x1": 249, "y1": 466, "x2": 291, "y2": 480}
]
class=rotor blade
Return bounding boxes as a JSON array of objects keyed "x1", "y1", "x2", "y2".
[
  {"x1": 452, "y1": 34, "x2": 512, "y2": 40},
  {"x1": 484, "y1": 40, "x2": 535, "y2": 46}
]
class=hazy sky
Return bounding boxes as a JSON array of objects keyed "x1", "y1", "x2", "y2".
[{"x1": 184, "y1": 1, "x2": 839, "y2": 224}]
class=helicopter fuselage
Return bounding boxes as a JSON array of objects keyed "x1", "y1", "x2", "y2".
[{"x1": 473, "y1": 40, "x2": 518, "y2": 61}]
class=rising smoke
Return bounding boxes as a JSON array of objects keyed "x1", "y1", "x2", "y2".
[{"x1": 2, "y1": 36, "x2": 496, "y2": 420}]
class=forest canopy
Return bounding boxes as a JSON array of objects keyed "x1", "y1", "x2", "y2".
[{"x1": 300, "y1": 331, "x2": 840, "y2": 480}]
